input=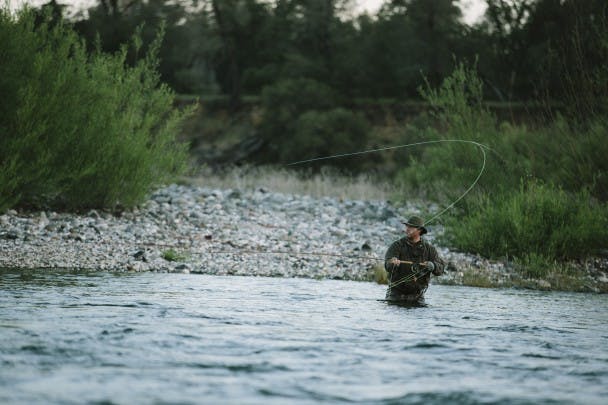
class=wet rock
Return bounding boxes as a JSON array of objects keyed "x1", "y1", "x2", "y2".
[
  {"x1": 537, "y1": 280, "x2": 552, "y2": 289},
  {"x1": 174, "y1": 264, "x2": 190, "y2": 273},
  {"x1": 2, "y1": 230, "x2": 20, "y2": 240},
  {"x1": 132, "y1": 250, "x2": 146, "y2": 261},
  {"x1": 127, "y1": 262, "x2": 146, "y2": 272}
]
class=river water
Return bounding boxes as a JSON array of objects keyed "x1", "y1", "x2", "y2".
[{"x1": 1, "y1": 269, "x2": 607, "y2": 404}]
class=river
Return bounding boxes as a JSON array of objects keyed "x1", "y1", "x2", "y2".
[{"x1": 1, "y1": 269, "x2": 607, "y2": 404}]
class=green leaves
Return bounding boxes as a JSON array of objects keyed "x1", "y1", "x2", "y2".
[
  {"x1": 0, "y1": 8, "x2": 190, "y2": 212},
  {"x1": 445, "y1": 181, "x2": 608, "y2": 262}
]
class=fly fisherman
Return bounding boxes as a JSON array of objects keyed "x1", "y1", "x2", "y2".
[{"x1": 384, "y1": 216, "x2": 445, "y2": 303}]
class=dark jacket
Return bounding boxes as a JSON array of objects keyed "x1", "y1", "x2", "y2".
[{"x1": 384, "y1": 237, "x2": 445, "y2": 301}]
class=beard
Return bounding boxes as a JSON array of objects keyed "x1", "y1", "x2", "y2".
[{"x1": 406, "y1": 228, "x2": 420, "y2": 241}]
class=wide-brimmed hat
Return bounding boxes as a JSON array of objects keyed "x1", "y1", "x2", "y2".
[{"x1": 401, "y1": 215, "x2": 428, "y2": 235}]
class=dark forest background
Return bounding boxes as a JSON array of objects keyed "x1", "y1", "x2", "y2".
[
  {"x1": 54, "y1": 0, "x2": 602, "y2": 107},
  {"x1": 58, "y1": 0, "x2": 607, "y2": 168}
]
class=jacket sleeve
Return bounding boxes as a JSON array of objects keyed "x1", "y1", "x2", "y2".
[
  {"x1": 384, "y1": 240, "x2": 400, "y2": 273},
  {"x1": 428, "y1": 244, "x2": 445, "y2": 276}
]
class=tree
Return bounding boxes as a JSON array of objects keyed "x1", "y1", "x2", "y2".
[
  {"x1": 526, "y1": 0, "x2": 608, "y2": 117},
  {"x1": 477, "y1": 0, "x2": 608, "y2": 105},
  {"x1": 356, "y1": 0, "x2": 465, "y2": 98},
  {"x1": 74, "y1": 0, "x2": 204, "y2": 93},
  {"x1": 483, "y1": 0, "x2": 535, "y2": 99}
]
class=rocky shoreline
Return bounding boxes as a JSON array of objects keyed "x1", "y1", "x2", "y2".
[{"x1": 1, "y1": 184, "x2": 607, "y2": 292}]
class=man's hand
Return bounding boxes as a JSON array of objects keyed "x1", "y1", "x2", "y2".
[
  {"x1": 422, "y1": 261, "x2": 435, "y2": 272},
  {"x1": 389, "y1": 257, "x2": 400, "y2": 265}
]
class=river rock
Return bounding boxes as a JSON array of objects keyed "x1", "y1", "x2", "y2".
[{"x1": 0, "y1": 183, "x2": 606, "y2": 291}]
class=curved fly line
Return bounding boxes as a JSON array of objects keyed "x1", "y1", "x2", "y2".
[
  {"x1": 140, "y1": 140, "x2": 489, "y2": 270},
  {"x1": 287, "y1": 139, "x2": 489, "y2": 226}
]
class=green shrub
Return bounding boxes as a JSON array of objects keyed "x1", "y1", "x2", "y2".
[
  {"x1": 419, "y1": 61, "x2": 494, "y2": 136},
  {"x1": 372, "y1": 265, "x2": 388, "y2": 284},
  {"x1": 515, "y1": 253, "x2": 556, "y2": 280},
  {"x1": 0, "y1": 9, "x2": 190, "y2": 211},
  {"x1": 506, "y1": 254, "x2": 590, "y2": 291},
  {"x1": 554, "y1": 118, "x2": 608, "y2": 201},
  {"x1": 461, "y1": 270, "x2": 494, "y2": 289},
  {"x1": 162, "y1": 249, "x2": 186, "y2": 262},
  {"x1": 392, "y1": 62, "x2": 516, "y2": 206},
  {"x1": 487, "y1": 117, "x2": 608, "y2": 202},
  {"x1": 393, "y1": 62, "x2": 604, "y2": 204},
  {"x1": 443, "y1": 181, "x2": 608, "y2": 262}
]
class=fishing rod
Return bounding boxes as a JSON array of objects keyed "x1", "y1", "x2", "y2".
[
  {"x1": 287, "y1": 139, "x2": 489, "y2": 166},
  {"x1": 136, "y1": 241, "x2": 387, "y2": 263},
  {"x1": 389, "y1": 266, "x2": 434, "y2": 288},
  {"x1": 202, "y1": 249, "x2": 433, "y2": 290},
  {"x1": 139, "y1": 238, "x2": 433, "y2": 288},
  {"x1": 129, "y1": 139, "x2": 488, "y2": 281},
  {"x1": 191, "y1": 249, "x2": 386, "y2": 263},
  {"x1": 138, "y1": 239, "x2": 434, "y2": 287}
]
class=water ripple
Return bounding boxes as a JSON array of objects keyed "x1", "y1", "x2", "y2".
[{"x1": 1, "y1": 270, "x2": 607, "y2": 404}]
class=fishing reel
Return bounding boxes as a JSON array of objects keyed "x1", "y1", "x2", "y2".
[
  {"x1": 412, "y1": 262, "x2": 432, "y2": 276},
  {"x1": 411, "y1": 262, "x2": 422, "y2": 273}
]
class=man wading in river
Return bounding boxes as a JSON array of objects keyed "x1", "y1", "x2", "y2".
[{"x1": 385, "y1": 216, "x2": 445, "y2": 303}]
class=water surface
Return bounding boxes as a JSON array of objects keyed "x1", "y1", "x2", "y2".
[{"x1": 1, "y1": 269, "x2": 607, "y2": 404}]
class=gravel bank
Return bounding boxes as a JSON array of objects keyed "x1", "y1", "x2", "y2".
[{"x1": 1, "y1": 184, "x2": 606, "y2": 291}]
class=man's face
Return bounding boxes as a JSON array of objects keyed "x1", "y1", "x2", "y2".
[{"x1": 405, "y1": 225, "x2": 421, "y2": 240}]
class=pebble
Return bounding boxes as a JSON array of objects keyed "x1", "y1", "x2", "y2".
[{"x1": 0, "y1": 185, "x2": 605, "y2": 289}]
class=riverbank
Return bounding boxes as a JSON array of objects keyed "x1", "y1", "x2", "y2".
[{"x1": 1, "y1": 183, "x2": 607, "y2": 292}]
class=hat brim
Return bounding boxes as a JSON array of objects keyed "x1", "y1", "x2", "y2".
[{"x1": 402, "y1": 221, "x2": 428, "y2": 234}]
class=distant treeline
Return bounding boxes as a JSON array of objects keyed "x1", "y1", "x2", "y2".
[{"x1": 34, "y1": 0, "x2": 606, "y2": 112}]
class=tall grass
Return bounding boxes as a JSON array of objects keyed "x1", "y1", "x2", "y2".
[
  {"x1": 187, "y1": 165, "x2": 395, "y2": 201},
  {"x1": 0, "y1": 8, "x2": 190, "y2": 211}
]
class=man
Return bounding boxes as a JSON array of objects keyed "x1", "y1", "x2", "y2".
[{"x1": 384, "y1": 215, "x2": 445, "y2": 303}]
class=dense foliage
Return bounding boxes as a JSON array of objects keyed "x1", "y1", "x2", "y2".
[
  {"x1": 446, "y1": 182, "x2": 608, "y2": 262},
  {"x1": 0, "y1": 9, "x2": 190, "y2": 211},
  {"x1": 257, "y1": 78, "x2": 368, "y2": 165}
]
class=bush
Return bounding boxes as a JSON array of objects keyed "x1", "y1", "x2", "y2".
[
  {"x1": 393, "y1": 62, "x2": 514, "y2": 205},
  {"x1": 419, "y1": 60, "x2": 493, "y2": 136},
  {"x1": 554, "y1": 118, "x2": 608, "y2": 201},
  {"x1": 163, "y1": 249, "x2": 186, "y2": 262},
  {"x1": 393, "y1": 62, "x2": 607, "y2": 244},
  {"x1": 443, "y1": 181, "x2": 608, "y2": 262},
  {"x1": 0, "y1": 9, "x2": 190, "y2": 212},
  {"x1": 389, "y1": 62, "x2": 608, "y2": 272}
]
